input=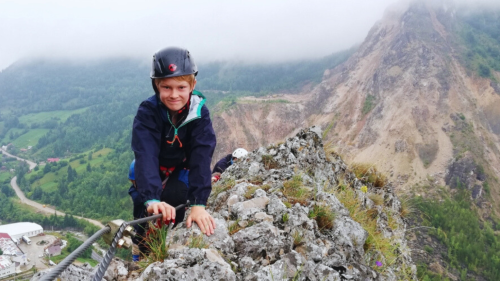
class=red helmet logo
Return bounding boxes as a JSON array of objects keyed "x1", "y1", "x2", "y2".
[{"x1": 168, "y1": 64, "x2": 177, "y2": 72}]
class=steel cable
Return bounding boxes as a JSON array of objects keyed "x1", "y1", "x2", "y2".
[
  {"x1": 40, "y1": 203, "x2": 187, "y2": 281},
  {"x1": 92, "y1": 203, "x2": 187, "y2": 281},
  {"x1": 39, "y1": 227, "x2": 111, "y2": 281}
]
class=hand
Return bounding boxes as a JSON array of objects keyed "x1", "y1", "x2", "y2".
[
  {"x1": 187, "y1": 206, "x2": 216, "y2": 236},
  {"x1": 211, "y1": 174, "x2": 220, "y2": 183},
  {"x1": 147, "y1": 202, "x2": 176, "y2": 222}
]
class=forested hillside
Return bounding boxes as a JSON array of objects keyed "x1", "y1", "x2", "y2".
[
  {"x1": 0, "y1": 49, "x2": 351, "y2": 222},
  {"x1": 455, "y1": 9, "x2": 500, "y2": 79}
]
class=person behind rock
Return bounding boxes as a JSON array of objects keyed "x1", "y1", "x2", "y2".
[
  {"x1": 132, "y1": 47, "x2": 216, "y2": 237},
  {"x1": 211, "y1": 148, "x2": 248, "y2": 183}
]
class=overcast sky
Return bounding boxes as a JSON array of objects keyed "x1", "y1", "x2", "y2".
[{"x1": 0, "y1": 0, "x2": 498, "y2": 71}]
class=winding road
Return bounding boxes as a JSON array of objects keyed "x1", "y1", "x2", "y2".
[{"x1": 1, "y1": 148, "x2": 105, "y2": 228}]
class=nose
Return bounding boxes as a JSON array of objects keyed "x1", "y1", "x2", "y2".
[{"x1": 170, "y1": 89, "x2": 180, "y2": 98}]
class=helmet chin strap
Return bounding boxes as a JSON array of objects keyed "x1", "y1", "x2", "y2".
[{"x1": 177, "y1": 92, "x2": 192, "y2": 115}]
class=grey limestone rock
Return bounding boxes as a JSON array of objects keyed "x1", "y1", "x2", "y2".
[
  {"x1": 232, "y1": 222, "x2": 287, "y2": 262},
  {"x1": 36, "y1": 127, "x2": 416, "y2": 281}
]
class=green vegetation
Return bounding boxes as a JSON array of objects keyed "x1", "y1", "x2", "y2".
[
  {"x1": 228, "y1": 219, "x2": 244, "y2": 235},
  {"x1": 282, "y1": 175, "x2": 311, "y2": 205},
  {"x1": 455, "y1": 10, "x2": 500, "y2": 80},
  {"x1": 49, "y1": 233, "x2": 94, "y2": 266},
  {"x1": 349, "y1": 162, "x2": 387, "y2": 188},
  {"x1": 367, "y1": 193, "x2": 384, "y2": 206},
  {"x1": 415, "y1": 187, "x2": 500, "y2": 280},
  {"x1": 0, "y1": 53, "x2": 354, "y2": 222},
  {"x1": 196, "y1": 49, "x2": 354, "y2": 94},
  {"x1": 244, "y1": 185, "x2": 260, "y2": 199},
  {"x1": 282, "y1": 213, "x2": 289, "y2": 223},
  {"x1": 307, "y1": 204, "x2": 335, "y2": 230},
  {"x1": 10, "y1": 129, "x2": 50, "y2": 148},
  {"x1": 0, "y1": 190, "x2": 100, "y2": 237},
  {"x1": 187, "y1": 233, "x2": 209, "y2": 249},
  {"x1": 262, "y1": 154, "x2": 279, "y2": 170},
  {"x1": 333, "y1": 182, "x2": 398, "y2": 275},
  {"x1": 140, "y1": 222, "x2": 170, "y2": 264},
  {"x1": 292, "y1": 230, "x2": 304, "y2": 248},
  {"x1": 362, "y1": 95, "x2": 376, "y2": 115},
  {"x1": 18, "y1": 108, "x2": 89, "y2": 125}
]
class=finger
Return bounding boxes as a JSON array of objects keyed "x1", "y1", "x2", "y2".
[
  {"x1": 170, "y1": 206, "x2": 176, "y2": 221},
  {"x1": 165, "y1": 206, "x2": 173, "y2": 222},
  {"x1": 210, "y1": 216, "x2": 216, "y2": 231},
  {"x1": 186, "y1": 215, "x2": 192, "y2": 228},
  {"x1": 197, "y1": 219, "x2": 206, "y2": 234},
  {"x1": 206, "y1": 218, "x2": 214, "y2": 235},
  {"x1": 210, "y1": 216, "x2": 216, "y2": 229}
]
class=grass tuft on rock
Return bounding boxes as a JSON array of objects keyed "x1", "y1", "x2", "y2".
[
  {"x1": 308, "y1": 204, "x2": 335, "y2": 230},
  {"x1": 334, "y1": 186, "x2": 397, "y2": 273},
  {"x1": 187, "y1": 233, "x2": 208, "y2": 249},
  {"x1": 350, "y1": 162, "x2": 387, "y2": 187},
  {"x1": 262, "y1": 154, "x2": 279, "y2": 169},
  {"x1": 367, "y1": 193, "x2": 384, "y2": 206},
  {"x1": 282, "y1": 175, "x2": 312, "y2": 205},
  {"x1": 140, "y1": 222, "x2": 170, "y2": 265}
]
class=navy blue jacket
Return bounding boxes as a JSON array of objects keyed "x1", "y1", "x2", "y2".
[
  {"x1": 131, "y1": 90, "x2": 216, "y2": 206},
  {"x1": 212, "y1": 154, "x2": 232, "y2": 174}
]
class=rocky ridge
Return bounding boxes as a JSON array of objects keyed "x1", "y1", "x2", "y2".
[
  {"x1": 34, "y1": 127, "x2": 416, "y2": 280},
  {"x1": 210, "y1": 0, "x2": 500, "y2": 213}
]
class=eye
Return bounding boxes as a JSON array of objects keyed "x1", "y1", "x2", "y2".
[{"x1": 179, "y1": 86, "x2": 186, "y2": 89}]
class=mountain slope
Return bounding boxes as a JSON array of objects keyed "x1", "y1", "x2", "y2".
[{"x1": 212, "y1": 0, "x2": 500, "y2": 215}]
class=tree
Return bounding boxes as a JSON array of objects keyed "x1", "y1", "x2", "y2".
[
  {"x1": 67, "y1": 166, "x2": 75, "y2": 182},
  {"x1": 479, "y1": 63, "x2": 491, "y2": 77},
  {"x1": 86, "y1": 163, "x2": 92, "y2": 172},
  {"x1": 43, "y1": 163, "x2": 51, "y2": 174}
]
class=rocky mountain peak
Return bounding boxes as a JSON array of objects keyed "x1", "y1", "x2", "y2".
[{"x1": 34, "y1": 127, "x2": 416, "y2": 280}]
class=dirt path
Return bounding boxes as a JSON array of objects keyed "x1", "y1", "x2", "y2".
[{"x1": 1, "y1": 148, "x2": 105, "y2": 228}]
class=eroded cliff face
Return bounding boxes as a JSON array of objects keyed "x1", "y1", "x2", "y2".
[{"x1": 212, "y1": 0, "x2": 500, "y2": 213}]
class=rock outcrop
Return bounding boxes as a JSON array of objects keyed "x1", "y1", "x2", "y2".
[
  {"x1": 32, "y1": 127, "x2": 416, "y2": 281},
  {"x1": 140, "y1": 127, "x2": 415, "y2": 280}
]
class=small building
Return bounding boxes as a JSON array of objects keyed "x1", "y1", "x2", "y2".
[
  {"x1": 0, "y1": 233, "x2": 24, "y2": 257},
  {"x1": 0, "y1": 233, "x2": 26, "y2": 268},
  {"x1": 46, "y1": 158, "x2": 60, "y2": 163},
  {"x1": 20, "y1": 149, "x2": 27, "y2": 152},
  {"x1": 0, "y1": 255, "x2": 15, "y2": 278},
  {"x1": 0, "y1": 222, "x2": 43, "y2": 241},
  {"x1": 44, "y1": 238, "x2": 62, "y2": 257},
  {"x1": 45, "y1": 245, "x2": 61, "y2": 257}
]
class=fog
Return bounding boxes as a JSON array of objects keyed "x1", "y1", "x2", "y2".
[{"x1": 0, "y1": 0, "x2": 499, "y2": 70}]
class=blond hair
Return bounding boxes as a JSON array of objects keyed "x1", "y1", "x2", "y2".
[{"x1": 155, "y1": 74, "x2": 196, "y2": 88}]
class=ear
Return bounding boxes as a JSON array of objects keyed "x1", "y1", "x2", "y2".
[{"x1": 192, "y1": 79, "x2": 197, "y2": 90}]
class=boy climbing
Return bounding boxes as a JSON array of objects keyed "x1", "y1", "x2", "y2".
[{"x1": 131, "y1": 47, "x2": 217, "y2": 237}]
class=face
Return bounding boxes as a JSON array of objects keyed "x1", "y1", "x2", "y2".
[{"x1": 156, "y1": 78, "x2": 196, "y2": 112}]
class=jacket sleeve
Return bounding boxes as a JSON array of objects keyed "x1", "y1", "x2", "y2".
[
  {"x1": 187, "y1": 105, "x2": 216, "y2": 206},
  {"x1": 131, "y1": 99, "x2": 163, "y2": 203},
  {"x1": 212, "y1": 154, "x2": 231, "y2": 174}
]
